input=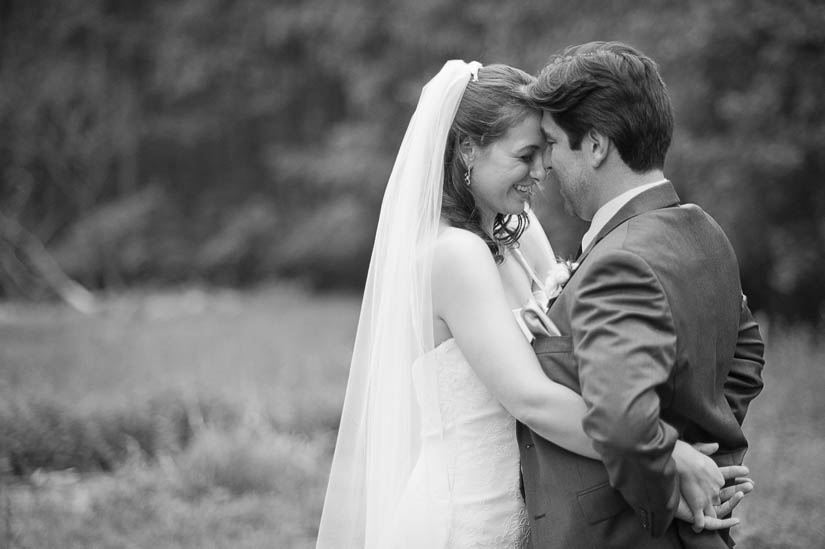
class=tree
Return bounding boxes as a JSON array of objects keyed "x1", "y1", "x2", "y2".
[{"x1": 1, "y1": 0, "x2": 822, "y2": 323}]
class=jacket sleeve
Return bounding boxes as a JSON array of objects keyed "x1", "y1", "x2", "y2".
[
  {"x1": 570, "y1": 249, "x2": 680, "y2": 538},
  {"x1": 725, "y1": 294, "x2": 765, "y2": 425}
]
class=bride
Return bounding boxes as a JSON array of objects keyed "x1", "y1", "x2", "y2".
[{"x1": 317, "y1": 60, "x2": 749, "y2": 548}]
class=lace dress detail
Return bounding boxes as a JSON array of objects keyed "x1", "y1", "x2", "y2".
[{"x1": 387, "y1": 337, "x2": 529, "y2": 548}]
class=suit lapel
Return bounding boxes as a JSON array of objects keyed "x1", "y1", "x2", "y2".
[{"x1": 576, "y1": 182, "x2": 681, "y2": 266}]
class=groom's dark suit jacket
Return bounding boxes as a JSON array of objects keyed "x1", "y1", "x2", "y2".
[{"x1": 517, "y1": 183, "x2": 765, "y2": 548}]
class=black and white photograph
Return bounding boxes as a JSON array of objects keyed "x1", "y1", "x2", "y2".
[{"x1": 1, "y1": 1, "x2": 823, "y2": 547}]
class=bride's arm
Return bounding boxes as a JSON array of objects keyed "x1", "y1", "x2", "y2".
[
  {"x1": 432, "y1": 229, "x2": 750, "y2": 530},
  {"x1": 433, "y1": 229, "x2": 598, "y2": 459}
]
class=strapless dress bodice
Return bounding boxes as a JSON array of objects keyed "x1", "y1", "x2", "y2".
[{"x1": 403, "y1": 333, "x2": 529, "y2": 547}]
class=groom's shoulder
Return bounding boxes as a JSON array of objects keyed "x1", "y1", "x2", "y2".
[
  {"x1": 630, "y1": 201, "x2": 726, "y2": 234},
  {"x1": 619, "y1": 202, "x2": 736, "y2": 258},
  {"x1": 679, "y1": 202, "x2": 729, "y2": 233},
  {"x1": 660, "y1": 202, "x2": 734, "y2": 243}
]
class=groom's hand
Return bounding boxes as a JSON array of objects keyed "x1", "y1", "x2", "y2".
[
  {"x1": 674, "y1": 476, "x2": 754, "y2": 530},
  {"x1": 672, "y1": 441, "x2": 752, "y2": 532}
]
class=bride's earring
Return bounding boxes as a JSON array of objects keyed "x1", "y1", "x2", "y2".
[{"x1": 464, "y1": 166, "x2": 472, "y2": 186}]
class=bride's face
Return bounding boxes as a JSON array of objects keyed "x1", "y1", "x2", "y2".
[{"x1": 469, "y1": 111, "x2": 545, "y2": 225}]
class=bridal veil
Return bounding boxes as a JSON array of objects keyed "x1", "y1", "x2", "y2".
[{"x1": 316, "y1": 60, "x2": 480, "y2": 548}]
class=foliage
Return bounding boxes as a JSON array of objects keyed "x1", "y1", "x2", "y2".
[
  {"x1": 1, "y1": 0, "x2": 823, "y2": 322},
  {"x1": 175, "y1": 427, "x2": 328, "y2": 500},
  {"x1": 0, "y1": 284, "x2": 353, "y2": 476},
  {"x1": 0, "y1": 287, "x2": 823, "y2": 547},
  {"x1": 664, "y1": 0, "x2": 825, "y2": 323},
  {"x1": 2, "y1": 452, "x2": 326, "y2": 548},
  {"x1": 0, "y1": 389, "x2": 238, "y2": 475}
]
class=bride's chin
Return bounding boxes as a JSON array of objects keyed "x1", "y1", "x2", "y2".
[{"x1": 505, "y1": 202, "x2": 527, "y2": 215}]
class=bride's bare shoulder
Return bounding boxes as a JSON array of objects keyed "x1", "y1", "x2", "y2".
[
  {"x1": 434, "y1": 227, "x2": 492, "y2": 267},
  {"x1": 433, "y1": 227, "x2": 498, "y2": 288}
]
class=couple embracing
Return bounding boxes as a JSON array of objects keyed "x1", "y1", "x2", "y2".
[{"x1": 317, "y1": 41, "x2": 765, "y2": 548}]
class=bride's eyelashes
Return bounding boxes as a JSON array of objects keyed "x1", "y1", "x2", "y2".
[{"x1": 516, "y1": 147, "x2": 541, "y2": 163}]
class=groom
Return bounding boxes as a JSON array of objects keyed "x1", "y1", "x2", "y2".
[{"x1": 517, "y1": 42, "x2": 765, "y2": 548}]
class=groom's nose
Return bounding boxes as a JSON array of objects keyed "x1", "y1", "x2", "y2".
[{"x1": 542, "y1": 147, "x2": 553, "y2": 171}]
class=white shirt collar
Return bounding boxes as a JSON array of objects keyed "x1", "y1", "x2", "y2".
[{"x1": 581, "y1": 179, "x2": 669, "y2": 253}]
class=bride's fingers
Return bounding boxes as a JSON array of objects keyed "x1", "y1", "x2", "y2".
[
  {"x1": 705, "y1": 502, "x2": 718, "y2": 520},
  {"x1": 692, "y1": 442, "x2": 719, "y2": 456},
  {"x1": 689, "y1": 503, "x2": 706, "y2": 532},
  {"x1": 674, "y1": 497, "x2": 693, "y2": 523},
  {"x1": 692, "y1": 502, "x2": 718, "y2": 533},
  {"x1": 718, "y1": 465, "x2": 749, "y2": 480}
]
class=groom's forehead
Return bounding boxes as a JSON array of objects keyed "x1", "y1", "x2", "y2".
[{"x1": 540, "y1": 113, "x2": 562, "y2": 137}]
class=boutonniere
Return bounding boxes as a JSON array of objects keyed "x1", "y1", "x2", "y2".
[{"x1": 537, "y1": 258, "x2": 579, "y2": 311}]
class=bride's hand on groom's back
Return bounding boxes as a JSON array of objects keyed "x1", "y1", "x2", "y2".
[
  {"x1": 674, "y1": 477, "x2": 753, "y2": 531},
  {"x1": 672, "y1": 441, "x2": 753, "y2": 531}
]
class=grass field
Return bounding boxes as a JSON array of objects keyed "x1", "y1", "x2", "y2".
[{"x1": 0, "y1": 284, "x2": 823, "y2": 547}]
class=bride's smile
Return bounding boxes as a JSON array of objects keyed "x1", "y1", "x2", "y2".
[{"x1": 465, "y1": 111, "x2": 546, "y2": 224}]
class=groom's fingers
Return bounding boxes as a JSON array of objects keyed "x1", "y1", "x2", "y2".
[
  {"x1": 714, "y1": 491, "x2": 745, "y2": 518},
  {"x1": 719, "y1": 481, "x2": 754, "y2": 502},
  {"x1": 690, "y1": 492, "x2": 746, "y2": 533},
  {"x1": 692, "y1": 442, "x2": 719, "y2": 456},
  {"x1": 702, "y1": 515, "x2": 741, "y2": 531},
  {"x1": 685, "y1": 489, "x2": 748, "y2": 533}
]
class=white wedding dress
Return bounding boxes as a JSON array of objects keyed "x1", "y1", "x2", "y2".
[
  {"x1": 316, "y1": 62, "x2": 538, "y2": 549},
  {"x1": 383, "y1": 323, "x2": 531, "y2": 548}
]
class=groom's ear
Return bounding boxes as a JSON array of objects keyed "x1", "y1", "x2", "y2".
[{"x1": 586, "y1": 129, "x2": 609, "y2": 168}]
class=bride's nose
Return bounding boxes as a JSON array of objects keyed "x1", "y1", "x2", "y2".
[{"x1": 530, "y1": 154, "x2": 546, "y2": 182}]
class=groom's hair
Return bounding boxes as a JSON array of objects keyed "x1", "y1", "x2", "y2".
[{"x1": 529, "y1": 41, "x2": 673, "y2": 173}]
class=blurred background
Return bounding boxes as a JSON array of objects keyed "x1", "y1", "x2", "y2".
[{"x1": 1, "y1": 0, "x2": 823, "y2": 547}]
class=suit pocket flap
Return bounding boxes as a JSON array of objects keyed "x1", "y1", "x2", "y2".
[
  {"x1": 576, "y1": 482, "x2": 628, "y2": 525},
  {"x1": 533, "y1": 335, "x2": 573, "y2": 354}
]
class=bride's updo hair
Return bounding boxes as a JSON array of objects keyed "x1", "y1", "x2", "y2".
[{"x1": 443, "y1": 64, "x2": 536, "y2": 263}]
